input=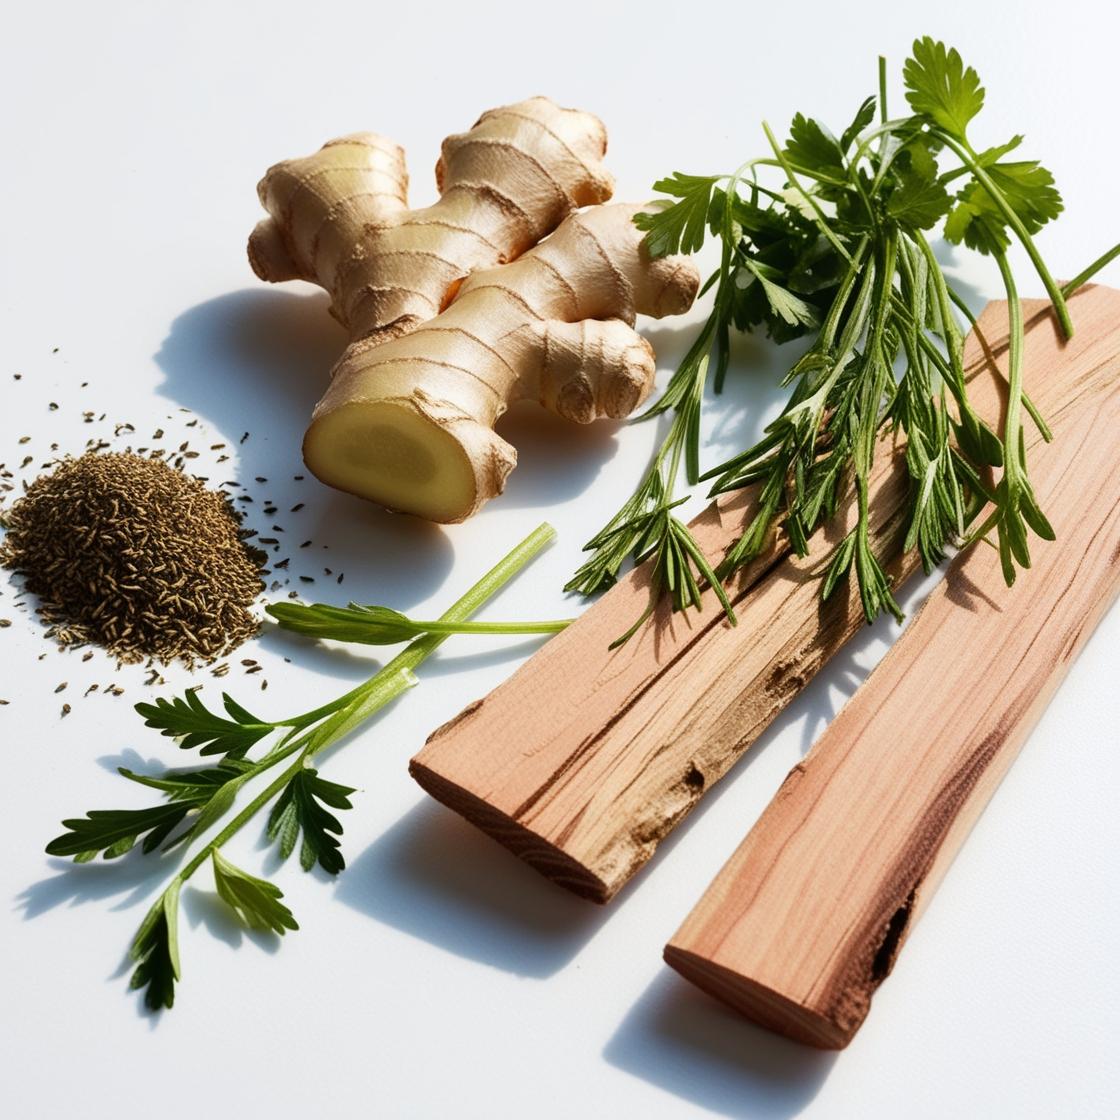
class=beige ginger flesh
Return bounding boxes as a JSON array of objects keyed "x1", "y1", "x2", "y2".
[{"x1": 249, "y1": 99, "x2": 699, "y2": 521}]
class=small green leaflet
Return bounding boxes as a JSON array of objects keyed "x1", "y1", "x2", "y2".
[
  {"x1": 741, "y1": 260, "x2": 819, "y2": 328},
  {"x1": 633, "y1": 174, "x2": 720, "y2": 257},
  {"x1": 267, "y1": 601, "x2": 420, "y2": 645},
  {"x1": 46, "y1": 802, "x2": 199, "y2": 861},
  {"x1": 975, "y1": 135, "x2": 1024, "y2": 167},
  {"x1": 785, "y1": 114, "x2": 845, "y2": 178},
  {"x1": 118, "y1": 759, "x2": 252, "y2": 802},
  {"x1": 840, "y1": 96, "x2": 877, "y2": 153},
  {"x1": 135, "y1": 687, "x2": 274, "y2": 758},
  {"x1": 903, "y1": 36, "x2": 985, "y2": 139},
  {"x1": 946, "y1": 160, "x2": 1063, "y2": 254},
  {"x1": 984, "y1": 161, "x2": 1063, "y2": 232},
  {"x1": 211, "y1": 849, "x2": 299, "y2": 935},
  {"x1": 129, "y1": 884, "x2": 181, "y2": 1011},
  {"x1": 267, "y1": 768, "x2": 355, "y2": 875},
  {"x1": 887, "y1": 169, "x2": 951, "y2": 230}
]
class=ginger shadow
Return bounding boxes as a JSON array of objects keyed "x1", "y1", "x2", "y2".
[{"x1": 153, "y1": 287, "x2": 454, "y2": 611}]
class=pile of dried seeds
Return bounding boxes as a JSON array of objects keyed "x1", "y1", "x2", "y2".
[{"x1": 0, "y1": 451, "x2": 266, "y2": 665}]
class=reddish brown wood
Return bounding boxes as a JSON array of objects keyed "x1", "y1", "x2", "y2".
[
  {"x1": 665, "y1": 300, "x2": 1120, "y2": 1048},
  {"x1": 410, "y1": 286, "x2": 1120, "y2": 903}
]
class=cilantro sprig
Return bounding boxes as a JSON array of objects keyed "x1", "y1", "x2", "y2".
[
  {"x1": 46, "y1": 524, "x2": 567, "y2": 1011},
  {"x1": 570, "y1": 38, "x2": 1119, "y2": 635}
]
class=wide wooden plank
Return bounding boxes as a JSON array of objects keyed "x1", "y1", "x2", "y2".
[
  {"x1": 411, "y1": 286, "x2": 1120, "y2": 902},
  {"x1": 664, "y1": 325, "x2": 1120, "y2": 1047}
]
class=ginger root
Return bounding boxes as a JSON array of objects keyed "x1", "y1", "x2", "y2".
[{"x1": 249, "y1": 99, "x2": 699, "y2": 522}]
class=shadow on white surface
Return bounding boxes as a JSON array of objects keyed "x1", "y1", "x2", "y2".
[
  {"x1": 335, "y1": 798, "x2": 612, "y2": 977},
  {"x1": 604, "y1": 971, "x2": 835, "y2": 1119},
  {"x1": 181, "y1": 884, "x2": 283, "y2": 954},
  {"x1": 152, "y1": 287, "x2": 641, "y2": 614},
  {"x1": 153, "y1": 287, "x2": 456, "y2": 611},
  {"x1": 17, "y1": 849, "x2": 180, "y2": 920}
]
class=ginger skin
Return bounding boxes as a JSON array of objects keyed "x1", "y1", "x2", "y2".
[
  {"x1": 249, "y1": 98, "x2": 613, "y2": 343},
  {"x1": 249, "y1": 99, "x2": 699, "y2": 522}
]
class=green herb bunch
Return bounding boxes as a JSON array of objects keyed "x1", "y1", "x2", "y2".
[
  {"x1": 568, "y1": 39, "x2": 1120, "y2": 632},
  {"x1": 46, "y1": 524, "x2": 568, "y2": 1011}
]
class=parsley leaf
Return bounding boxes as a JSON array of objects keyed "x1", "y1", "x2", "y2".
[
  {"x1": 840, "y1": 96, "x2": 877, "y2": 153},
  {"x1": 211, "y1": 850, "x2": 299, "y2": 935},
  {"x1": 129, "y1": 884, "x2": 181, "y2": 1011},
  {"x1": 46, "y1": 802, "x2": 198, "y2": 861},
  {"x1": 741, "y1": 259, "x2": 819, "y2": 328},
  {"x1": 634, "y1": 174, "x2": 720, "y2": 257},
  {"x1": 984, "y1": 160, "x2": 1063, "y2": 232},
  {"x1": 135, "y1": 687, "x2": 275, "y2": 758},
  {"x1": 945, "y1": 160, "x2": 1063, "y2": 254},
  {"x1": 903, "y1": 36, "x2": 984, "y2": 139},
  {"x1": 785, "y1": 114, "x2": 845, "y2": 178},
  {"x1": 266, "y1": 768, "x2": 355, "y2": 874},
  {"x1": 887, "y1": 168, "x2": 952, "y2": 230}
]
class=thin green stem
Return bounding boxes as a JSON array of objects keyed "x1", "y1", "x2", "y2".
[
  {"x1": 992, "y1": 248, "x2": 1025, "y2": 486},
  {"x1": 1061, "y1": 240, "x2": 1120, "y2": 297},
  {"x1": 396, "y1": 618, "x2": 572, "y2": 635},
  {"x1": 146, "y1": 522, "x2": 560, "y2": 894},
  {"x1": 935, "y1": 130, "x2": 1073, "y2": 338}
]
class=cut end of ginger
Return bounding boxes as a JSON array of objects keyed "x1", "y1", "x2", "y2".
[{"x1": 303, "y1": 400, "x2": 502, "y2": 523}]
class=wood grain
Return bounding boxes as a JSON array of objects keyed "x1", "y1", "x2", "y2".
[
  {"x1": 665, "y1": 296, "x2": 1120, "y2": 1048},
  {"x1": 410, "y1": 285, "x2": 1120, "y2": 903}
]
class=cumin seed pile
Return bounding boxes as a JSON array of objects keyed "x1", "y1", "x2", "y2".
[{"x1": 0, "y1": 451, "x2": 265, "y2": 664}]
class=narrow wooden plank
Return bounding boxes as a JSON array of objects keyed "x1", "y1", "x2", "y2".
[
  {"x1": 411, "y1": 285, "x2": 1120, "y2": 902},
  {"x1": 665, "y1": 330, "x2": 1120, "y2": 1048}
]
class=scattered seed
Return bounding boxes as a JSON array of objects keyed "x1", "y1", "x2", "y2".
[
  {"x1": 61, "y1": 703, "x2": 71, "y2": 716},
  {"x1": 54, "y1": 682, "x2": 67, "y2": 693}
]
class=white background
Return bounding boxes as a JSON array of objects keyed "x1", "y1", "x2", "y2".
[{"x1": 2, "y1": 2, "x2": 1119, "y2": 1117}]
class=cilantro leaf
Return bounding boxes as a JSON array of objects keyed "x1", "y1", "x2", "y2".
[
  {"x1": 135, "y1": 687, "x2": 275, "y2": 758},
  {"x1": 903, "y1": 37, "x2": 985, "y2": 139},
  {"x1": 211, "y1": 850, "x2": 299, "y2": 935},
  {"x1": 634, "y1": 173, "x2": 720, "y2": 257},
  {"x1": 785, "y1": 114, "x2": 845, "y2": 178},
  {"x1": 267, "y1": 768, "x2": 355, "y2": 874},
  {"x1": 129, "y1": 885, "x2": 181, "y2": 1012}
]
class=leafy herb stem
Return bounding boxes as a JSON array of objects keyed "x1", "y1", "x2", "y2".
[
  {"x1": 933, "y1": 129, "x2": 1073, "y2": 337},
  {"x1": 762, "y1": 120, "x2": 853, "y2": 262},
  {"x1": 50, "y1": 521, "x2": 561, "y2": 1010}
]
